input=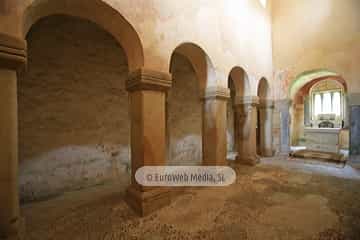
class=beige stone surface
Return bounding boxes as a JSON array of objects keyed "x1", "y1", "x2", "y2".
[
  {"x1": 272, "y1": 0, "x2": 360, "y2": 97},
  {"x1": 0, "y1": 68, "x2": 20, "y2": 239},
  {"x1": 167, "y1": 53, "x2": 202, "y2": 166},
  {"x1": 235, "y1": 97, "x2": 260, "y2": 165},
  {"x1": 0, "y1": 0, "x2": 273, "y2": 95}
]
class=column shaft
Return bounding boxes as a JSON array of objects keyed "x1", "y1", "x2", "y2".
[
  {"x1": 0, "y1": 70, "x2": 19, "y2": 238},
  {"x1": 0, "y1": 33, "x2": 26, "y2": 239},
  {"x1": 277, "y1": 99, "x2": 291, "y2": 155},
  {"x1": 349, "y1": 93, "x2": 360, "y2": 161},
  {"x1": 258, "y1": 100, "x2": 274, "y2": 157},
  {"x1": 235, "y1": 96, "x2": 260, "y2": 165},
  {"x1": 202, "y1": 87, "x2": 230, "y2": 166},
  {"x1": 125, "y1": 68, "x2": 172, "y2": 216}
]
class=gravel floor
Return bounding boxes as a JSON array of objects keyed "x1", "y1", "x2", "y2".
[{"x1": 20, "y1": 158, "x2": 360, "y2": 240}]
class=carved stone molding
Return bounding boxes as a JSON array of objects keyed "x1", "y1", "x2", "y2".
[
  {"x1": 126, "y1": 68, "x2": 172, "y2": 92},
  {"x1": 0, "y1": 33, "x2": 27, "y2": 71},
  {"x1": 201, "y1": 86, "x2": 230, "y2": 100},
  {"x1": 234, "y1": 96, "x2": 259, "y2": 107},
  {"x1": 258, "y1": 99, "x2": 275, "y2": 109}
]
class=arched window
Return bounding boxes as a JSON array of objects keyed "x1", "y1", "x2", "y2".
[{"x1": 310, "y1": 80, "x2": 344, "y2": 128}]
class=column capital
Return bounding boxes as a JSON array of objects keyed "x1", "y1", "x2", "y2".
[
  {"x1": 258, "y1": 99, "x2": 275, "y2": 109},
  {"x1": 201, "y1": 86, "x2": 230, "y2": 100},
  {"x1": 234, "y1": 96, "x2": 259, "y2": 107},
  {"x1": 348, "y1": 93, "x2": 360, "y2": 106},
  {"x1": 126, "y1": 68, "x2": 172, "y2": 92},
  {"x1": 275, "y1": 99, "x2": 292, "y2": 112},
  {"x1": 0, "y1": 33, "x2": 27, "y2": 71}
]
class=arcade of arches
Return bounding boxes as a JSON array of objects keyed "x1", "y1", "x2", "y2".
[{"x1": 0, "y1": 0, "x2": 360, "y2": 239}]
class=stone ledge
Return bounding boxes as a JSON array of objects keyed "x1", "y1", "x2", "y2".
[
  {"x1": 201, "y1": 86, "x2": 230, "y2": 100},
  {"x1": 258, "y1": 99, "x2": 275, "y2": 109},
  {"x1": 234, "y1": 96, "x2": 259, "y2": 106},
  {"x1": 0, "y1": 33, "x2": 27, "y2": 71},
  {"x1": 126, "y1": 68, "x2": 172, "y2": 92}
]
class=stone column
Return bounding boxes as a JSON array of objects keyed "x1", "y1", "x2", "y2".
[
  {"x1": 201, "y1": 87, "x2": 230, "y2": 166},
  {"x1": 234, "y1": 96, "x2": 260, "y2": 165},
  {"x1": 344, "y1": 94, "x2": 350, "y2": 128},
  {"x1": 0, "y1": 33, "x2": 27, "y2": 238},
  {"x1": 258, "y1": 99, "x2": 274, "y2": 157},
  {"x1": 304, "y1": 95, "x2": 311, "y2": 127},
  {"x1": 349, "y1": 93, "x2": 360, "y2": 162},
  {"x1": 276, "y1": 99, "x2": 291, "y2": 155},
  {"x1": 125, "y1": 68, "x2": 172, "y2": 216}
]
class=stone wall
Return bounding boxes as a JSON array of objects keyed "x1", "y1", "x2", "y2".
[
  {"x1": 167, "y1": 53, "x2": 202, "y2": 166},
  {"x1": 18, "y1": 15, "x2": 130, "y2": 202}
]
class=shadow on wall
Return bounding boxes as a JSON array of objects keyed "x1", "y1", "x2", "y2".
[{"x1": 18, "y1": 15, "x2": 131, "y2": 203}]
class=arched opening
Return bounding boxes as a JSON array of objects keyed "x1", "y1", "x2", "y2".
[
  {"x1": 227, "y1": 66, "x2": 250, "y2": 160},
  {"x1": 22, "y1": 0, "x2": 144, "y2": 72},
  {"x1": 18, "y1": 15, "x2": 133, "y2": 202},
  {"x1": 167, "y1": 43, "x2": 216, "y2": 165},
  {"x1": 290, "y1": 71, "x2": 349, "y2": 161},
  {"x1": 257, "y1": 77, "x2": 272, "y2": 157}
]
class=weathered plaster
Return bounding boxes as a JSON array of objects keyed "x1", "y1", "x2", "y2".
[
  {"x1": 17, "y1": 16, "x2": 130, "y2": 202},
  {"x1": 168, "y1": 53, "x2": 202, "y2": 166}
]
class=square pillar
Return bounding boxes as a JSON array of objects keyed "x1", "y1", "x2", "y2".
[
  {"x1": 201, "y1": 87, "x2": 230, "y2": 166},
  {"x1": 234, "y1": 96, "x2": 260, "y2": 165},
  {"x1": 258, "y1": 99, "x2": 274, "y2": 157},
  {"x1": 276, "y1": 99, "x2": 291, "y2": 156},
  {"x1": 0, "y1": 33, "x2": 27, "y2": 239},
  {"x1": 125, "y1": 68, "x2": 172, "y2": 216},
  {"x1": 349, "y1": 93, "x2": 360, "y2": 162}
]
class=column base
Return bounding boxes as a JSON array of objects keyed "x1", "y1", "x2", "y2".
[
  {"x1": 235, "y1": 155, "x2": 260, "y2": 166},
  {"x1": 125, "y1": 186, "x2": 171, "y2": 216},
  {"x1": 0, "y1": 216, "x2": 25, "y2": 240}
]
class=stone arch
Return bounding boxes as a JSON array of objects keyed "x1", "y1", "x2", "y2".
[
  {"x1": 289, "y1": 69, "x2": 349, "y2": 151},
  {"x1": 22, "y1": 0, "x2": 144, "y2": 71},
  {"x1": 228, "y1": 66, "x2": 251, "y2": 97},
  {"x1": 289, "y1": 69, "x2": 343, "y2": 99},
  {"x1": 170, "y1": 42, "x2": 217, "y2": 94},
  {"x1": 18, "y1": 14, "x2": 131, "y2": 202},
  {"x1": 226, "y1": 66, "x2": 251, "y2": 161}
]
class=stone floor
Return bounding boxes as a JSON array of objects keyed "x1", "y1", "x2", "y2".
[{"x1": 20, "y1": 158, "x2": 360, "y2": 240}]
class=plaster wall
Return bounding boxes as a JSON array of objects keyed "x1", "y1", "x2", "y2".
[
  {"x1": 18, "y1": 16, "x2": 130, "y2": 202},
  {"x1": 272, "y1": 0, "x2": 360, "y2": 98}
]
